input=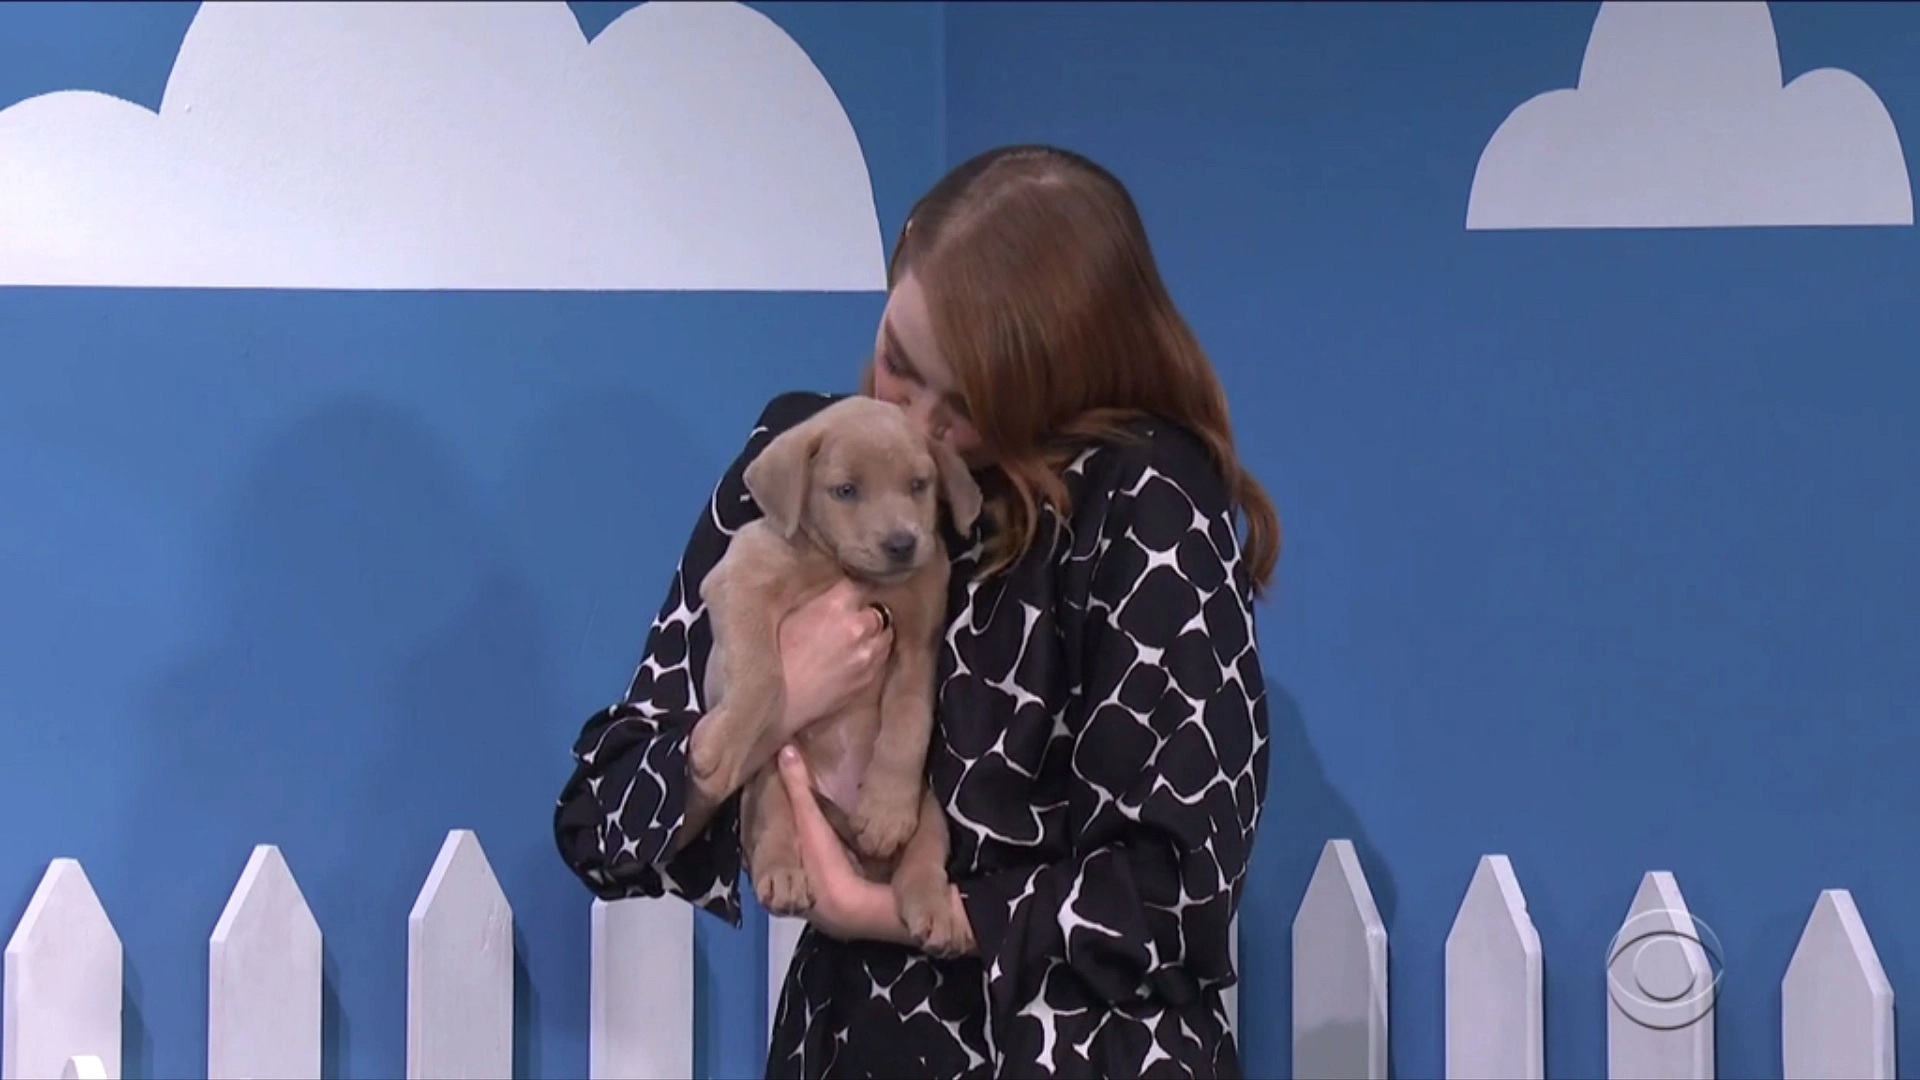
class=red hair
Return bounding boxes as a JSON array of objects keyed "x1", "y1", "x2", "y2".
[{"x1": 863, "y1": 145, "x2": 1281, "y2": 595}]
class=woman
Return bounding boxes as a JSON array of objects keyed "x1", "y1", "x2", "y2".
[{"x1": 553, "y1": 144, "x2": 1280, "y2": 1079}]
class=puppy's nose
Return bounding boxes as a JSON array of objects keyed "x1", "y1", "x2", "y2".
[{"x1": 881, "y1": 531, "x2": 918, "y2": 564}]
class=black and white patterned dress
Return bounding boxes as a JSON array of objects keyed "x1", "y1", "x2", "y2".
[{"x1": 554, "y1": 391, "x2": 1270, "y2": 1079}]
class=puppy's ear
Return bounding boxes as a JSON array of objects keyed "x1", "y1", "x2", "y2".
[
  {"x1": 931, "y1": 440, "x2": 982, "y2": 535},
  {"x1": 744, "y1": 422, "x2": 823, "y2": 539}
]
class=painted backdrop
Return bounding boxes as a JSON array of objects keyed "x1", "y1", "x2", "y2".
[
  {"x1": 0, "y1": 2, "x2": 936, "y2": 1078},
  {"x1": 6, "y1": 2, "x2": 1920, "y2": 1079}
]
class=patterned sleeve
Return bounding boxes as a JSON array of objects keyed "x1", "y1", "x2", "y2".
[
  {"x1": 956, "y1": 432, "x2": 1272, "y2": 1028},
  {"x1": 551, "y1": 391, "x2": 836, "y2": 925}
]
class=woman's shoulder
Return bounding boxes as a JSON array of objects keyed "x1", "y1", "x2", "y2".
[
  {"x1": 1066, "y1": 413, "x2": 1233, "y2": 522},
  {"x1": 1040, "y1": 416, "x2": 1249, "y2": 613},
  {"x1": 748, "y1": 389, "x2": 849, "y2": 440}
]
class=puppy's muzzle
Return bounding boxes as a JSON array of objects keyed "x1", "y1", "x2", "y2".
[{"x1": 880, "y1": 531, "x2": 919, "y2": 566}]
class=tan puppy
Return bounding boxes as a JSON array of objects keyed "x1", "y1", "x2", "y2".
[{"x1": 692, "y1": 396, "x2": 981, "y2": 956}]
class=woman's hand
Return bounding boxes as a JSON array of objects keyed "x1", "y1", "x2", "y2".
[
  {"x1": 775, "y1": 580, "x2": 894, "y2": 744},
  {"x1": 679, "y1": 583, "x2": 892, "y2": 855},
  {"x1": 775, "y1": 746, "x2": 916, "y2": 947}
]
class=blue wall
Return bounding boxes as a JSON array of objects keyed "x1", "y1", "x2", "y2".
[
  {"x1": 6, "y1": 2, "x2": 1920, "y2": 1079},
  {"x1": 0, "y1": 3, "x2": 938, "y2": 1078},
  {"x1": 945, "y1": 2, "x2": 1920, "y2": 1078}
]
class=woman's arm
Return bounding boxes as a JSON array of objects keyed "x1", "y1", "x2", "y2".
[
  {"x1": 953, "y1": 432, "x2": 1271, "y2": 1025},
  {"x1": 775, "y1": 745, "x2": 977, "y2": 950},
  {"x1": 551, "y1": 391, "x2": 839, "y2": 922}
]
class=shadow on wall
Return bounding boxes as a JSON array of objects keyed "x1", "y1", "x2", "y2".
[
  {"x1": 1242, "y1": 682, "x2": 1399, "y2": 1080},
  {"x1": 122, "y1": 967, "x2": 149, "y2": 1080},
  {"x1": 114, "y1": 397, "x2": 555, "y2": 1078}
]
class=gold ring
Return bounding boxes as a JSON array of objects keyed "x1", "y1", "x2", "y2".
[{"x1": 869, "y1": 602, "x2": 894, "y2": 634}]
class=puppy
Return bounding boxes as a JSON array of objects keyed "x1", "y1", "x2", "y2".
[{"x1": 691, "y1": 395, "x2": 982, "y2": 957}]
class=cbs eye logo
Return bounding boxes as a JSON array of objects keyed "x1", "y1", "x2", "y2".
[{"x1": 1606, "y1": 909, "x2": 1725, "y2": 1031}]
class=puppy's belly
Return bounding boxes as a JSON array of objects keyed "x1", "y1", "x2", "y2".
[{"x1": 799, "y1": 720, "x2": 875, "y2": 818}]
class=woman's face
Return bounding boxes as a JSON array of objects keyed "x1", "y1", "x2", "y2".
[{"x1": 869, "y1": 270, "x2": 987, "y2": 468}]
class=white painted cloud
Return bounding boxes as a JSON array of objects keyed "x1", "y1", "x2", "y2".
[
  {"x1": 0, "y1": 1, "x2": 886, "y2": 290},
  {"x1": 1466, "y1": 1, "x2": 1912, "y2": 230}
]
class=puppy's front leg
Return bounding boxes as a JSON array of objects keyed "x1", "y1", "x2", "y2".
[
  {"x1": 744, "y1": 765, "x2": 814, "y2": 916},
  {"x1": 847, "y1": 641, "x2": 936, "y2": 861},
  {"x1": 892, "y1": 786, "x2": 970, "y2": 958},
  {"x1": 688, "y1": 589, "x2": 787, "y2": 802}
]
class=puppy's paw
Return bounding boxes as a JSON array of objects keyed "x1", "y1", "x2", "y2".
[
  {"x1": 897, "y1": 876, "x2": 970, "y2": 959},
  {"x1": 754, "y1": 865, "x2": 815, "y2": 917},
  {"x1": 847, "y1": 797, "x2": 918, "y2": 862}
]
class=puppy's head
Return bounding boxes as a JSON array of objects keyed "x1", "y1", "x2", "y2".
[{"x1": 745, "y1": 397, "x2": 982, "y2": 582}]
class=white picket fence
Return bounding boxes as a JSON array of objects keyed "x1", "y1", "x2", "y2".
[{"x1": 0, "y1": 832, "x2": 1896, "y2": 1079}]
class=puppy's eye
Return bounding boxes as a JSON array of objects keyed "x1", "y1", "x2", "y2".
[
  {"x1": 908, "y1": 477, "x2": 930, "y2": 495},
  {"x1": 830, "y1": 483, "x2": 858, "y2": 501}
]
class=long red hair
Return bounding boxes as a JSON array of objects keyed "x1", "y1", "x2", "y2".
[{"x1": 862, "y1": 145, "x2": 1281, "y2": 596}]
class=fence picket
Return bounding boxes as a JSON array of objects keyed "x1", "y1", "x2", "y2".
[
  {"x1": 590, "y1": 896, "x2": 693, "y2": 1079},
  {"x1": 2, "y1": 859, "x2": 122, "y2": 1080},
  {"x1": 59, "y1": 1058, "x2": 106, "y2": 1080},
  {"x1": 17, "y1": 834, "x2": 1913, "y2": 1080},
  {"x1": 406, "y1": 829, "x2": 513, "y2": 1080},
  {"x1": 1292, "y1": 838, "x2": 1388, "y2": 1080},
  {"x1": 1606, "y1": 871, "x2": 1715, "y2": 1080},
  {"x1": 1782, "y1": 889, "x2": 1894, "y2": 1080},
  {"x1": 207, "y1": 844, "x2": 322, "y2": 1080},
  {"x1": 1445, "y1": 854, "x2": 1543, "y2": 1079}
]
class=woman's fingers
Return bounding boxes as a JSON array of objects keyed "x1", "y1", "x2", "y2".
[
  {"x1": 778, "y1": 746, "x2": 831, "y2": 845},
  {"x1": 778, "y1": 744, "x2": 811, "y2": 804},
  {"x1": 779, "y1": 747, "x2": 851, "y2": 880}
]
